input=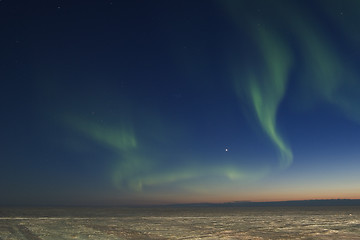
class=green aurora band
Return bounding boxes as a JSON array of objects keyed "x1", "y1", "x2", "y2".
[
  {"x1": 64, "y1": 0, "x2": 360, "y2": 194},
  {"x1": 65, "y1": 115, "x2": 268, "y2": 192},
  {"x1": 286, "y1": 2, "x2": 360, "y2": 124},
  {"x1": 226, "y1": 1, "x2": 294, "y2": 169},
  {"x1": 225, "y1": 0, "x2": 360, "y2": 169},
  {"x1": 234, "y1": 28, "x2": 293, "y2": 169}
]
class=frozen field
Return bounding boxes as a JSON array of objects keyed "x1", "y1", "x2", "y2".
[{"x1": 0, "y1": 206, "x2": 359, "y2": 239}]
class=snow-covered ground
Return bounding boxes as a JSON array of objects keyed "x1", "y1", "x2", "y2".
[{"x1": 0, "y1": 206, "x2": 359, "y2": 239}]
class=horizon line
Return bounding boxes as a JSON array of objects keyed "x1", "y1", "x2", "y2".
[{"x1": 2, "y1": 198, "x2": 360, "y2": 208}]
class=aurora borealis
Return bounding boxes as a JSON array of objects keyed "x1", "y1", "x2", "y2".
[{"x1": 2, "y1": 0, "x2": 360, "y2": 205}]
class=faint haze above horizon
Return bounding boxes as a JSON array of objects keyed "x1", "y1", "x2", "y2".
[{"x1": 1, "y1": 0, "x2": 360, "y2": 205}]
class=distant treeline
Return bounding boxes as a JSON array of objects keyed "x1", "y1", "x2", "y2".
[{"x1": 170, "y1": 199, "x2": 360, "y2": 207}]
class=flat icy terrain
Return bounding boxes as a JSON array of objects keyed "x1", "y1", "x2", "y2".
[{"x1": 0, "y1": 206, "x2": 359, "y2": 239}]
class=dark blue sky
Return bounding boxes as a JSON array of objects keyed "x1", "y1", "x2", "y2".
[{"x1": 2, "y1": 0, "x2": 360, "y2": 205}]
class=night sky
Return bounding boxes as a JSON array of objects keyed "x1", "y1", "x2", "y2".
[{"x1": 2, "y1": 0, "x2": 360, "y2": 205}]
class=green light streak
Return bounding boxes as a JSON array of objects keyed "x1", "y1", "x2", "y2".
[
  {"x1": 286, "y1": 3, "x2": 360, "y2": 124},
  {"x1": 112, "y1": 153, "x2": 155, "y2": 192},
  {"x1": 252, "y1": 28, "x2": 293, "y2": 168},
  {"x1": 64, "y1": 112, "x2": 271, "y2": 193},
  {"x1": 65, "y1": 116, "x2": 136, "y2": 152},
  {"x1": 234, "y1": 28, "x2": 293, "y2": 168},
  {"x1": 62, "y1": 1, "x2": 360, "y2": 197},
  {"x1": 115, "y1": 164, "x2": 269, "y2": 192},
  {"x1": 65, "y1": 116, "x2": 154, "y2": 191},
  {"x1": 225, "y1": 0, "x2": 360, "y2": 169},
  {"x1": 64, "y1": 116, "x2": 268, "y2": 192}
]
